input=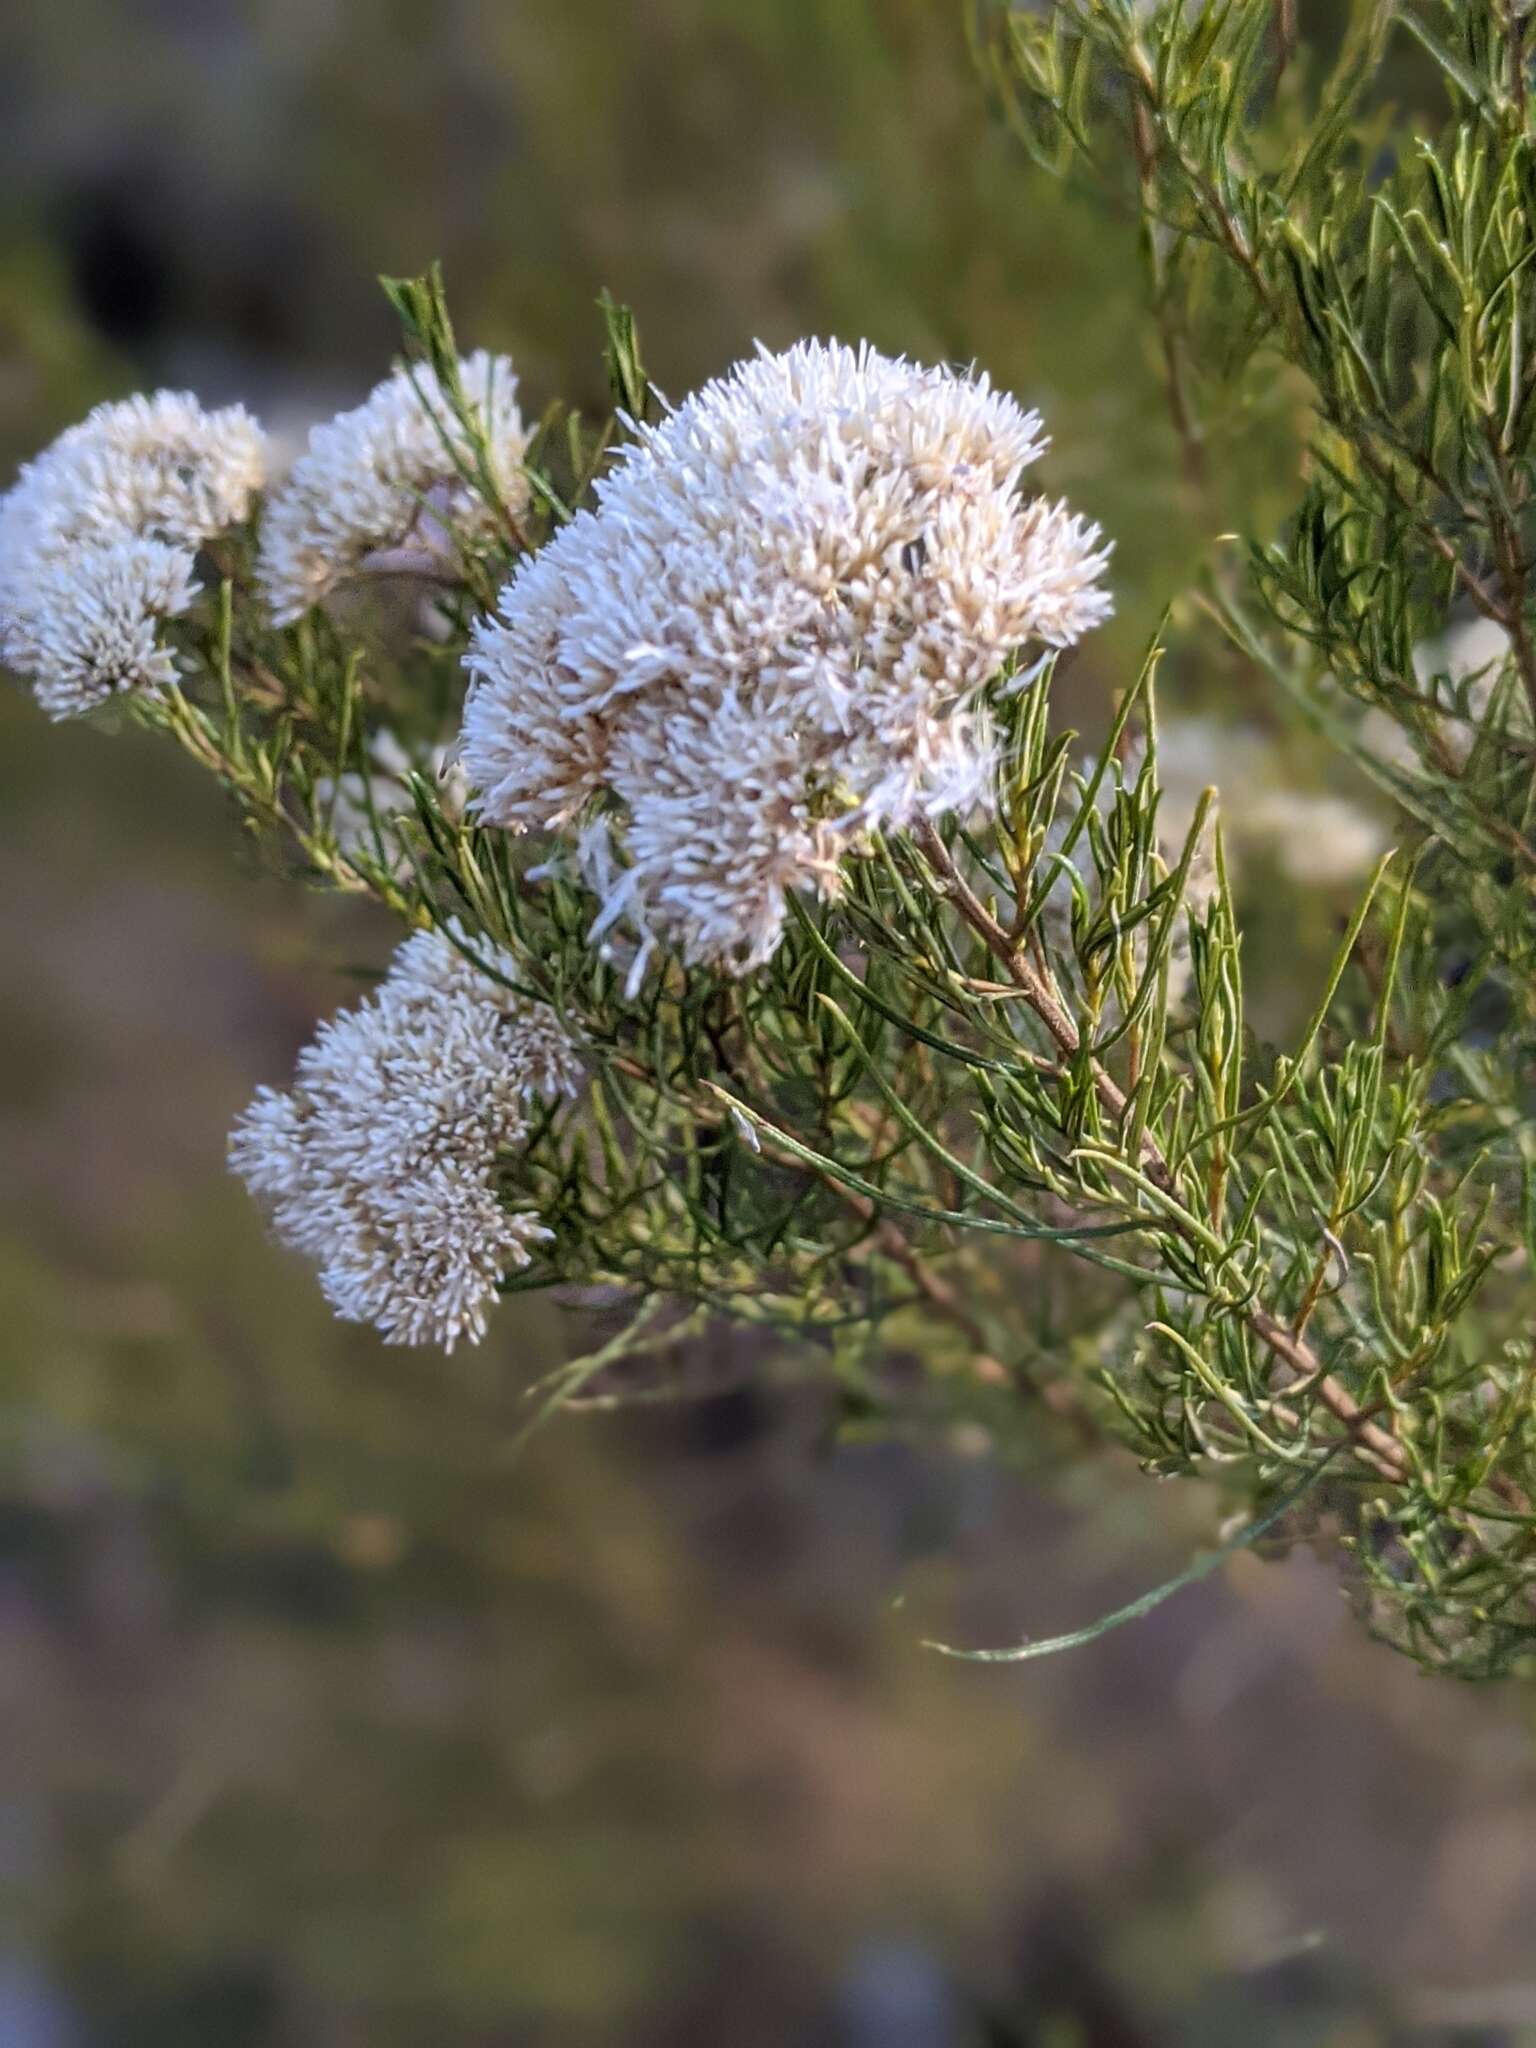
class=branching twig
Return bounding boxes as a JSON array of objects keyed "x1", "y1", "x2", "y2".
[{"x1": 912, "y1": 821, "x2": 1413, "y2": 1486}]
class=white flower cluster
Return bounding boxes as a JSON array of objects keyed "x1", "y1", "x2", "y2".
[
  {"x1": 0, "y1": 392, "x2": 266, "y2": 718},
  {"x1": 462, "y1": 339, "x2": 1112, "y2": 978},
  {"x1": 230, "y1": 924, "x2": 584, "y2": 1350},
  {"x1": 258, "y1": 352, "x2": 530, "y2": 623}
]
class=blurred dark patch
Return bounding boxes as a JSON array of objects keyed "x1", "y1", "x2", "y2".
[
  {"x1": 50, "y1": 157, "x2": 320, "y2": 373},
  {"x1": 52, "y1": 171, "x2": 176, "y2": 353}
]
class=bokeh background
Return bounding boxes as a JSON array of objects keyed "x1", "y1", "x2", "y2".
[{"x1": 4, "y1": 4, "x2": 1536, "y2": 2044}]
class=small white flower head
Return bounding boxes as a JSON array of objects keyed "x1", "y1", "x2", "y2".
[
  {"x1": 462, "y1": 339, "x2": 1112, "y2": 975},
  {"x1": 1, "y1": 391, "x2": 265, "y2": 719},
  {"x1": 4, "y1": 537, "x2": 198, "y2": 720},
  {"x1": 1, "y1": 391, "x2": 266, "y2": 563},
  {"x1": 257, "y1": 351, "x2": 530, "y2": 624},
  {"x1": 230, "y1": 922, "x2": 584, "y2": 1349},
  {"x1": 0, "y1": 391, "x2": 267, "y2": 718}
]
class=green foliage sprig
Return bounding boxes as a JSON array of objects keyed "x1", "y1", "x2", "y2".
[{"x1": 966, "y1": 0, "x2": 1536, "y2": 1672}]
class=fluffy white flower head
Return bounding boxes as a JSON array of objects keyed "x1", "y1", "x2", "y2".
[
  {"x1": 3, "y1": 539, "x2": 198, "y2": 721},
  {"x1": 258, "y1": 351, "x2": 530, "y2": 624},
  {"x1": 0, "y1": 390, "x2": 266, "y2": 718},
  {"x1": 230, "y1": 923, "x2": 584, "y2": 1350},
  {"x1": 462, "y1": 338, "x2": 1112, "y2": 977}
]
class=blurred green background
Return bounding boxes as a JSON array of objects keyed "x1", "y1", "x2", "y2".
[{"x1": 3, "y1": 4, "x2": 1536, "y2": 2044}]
